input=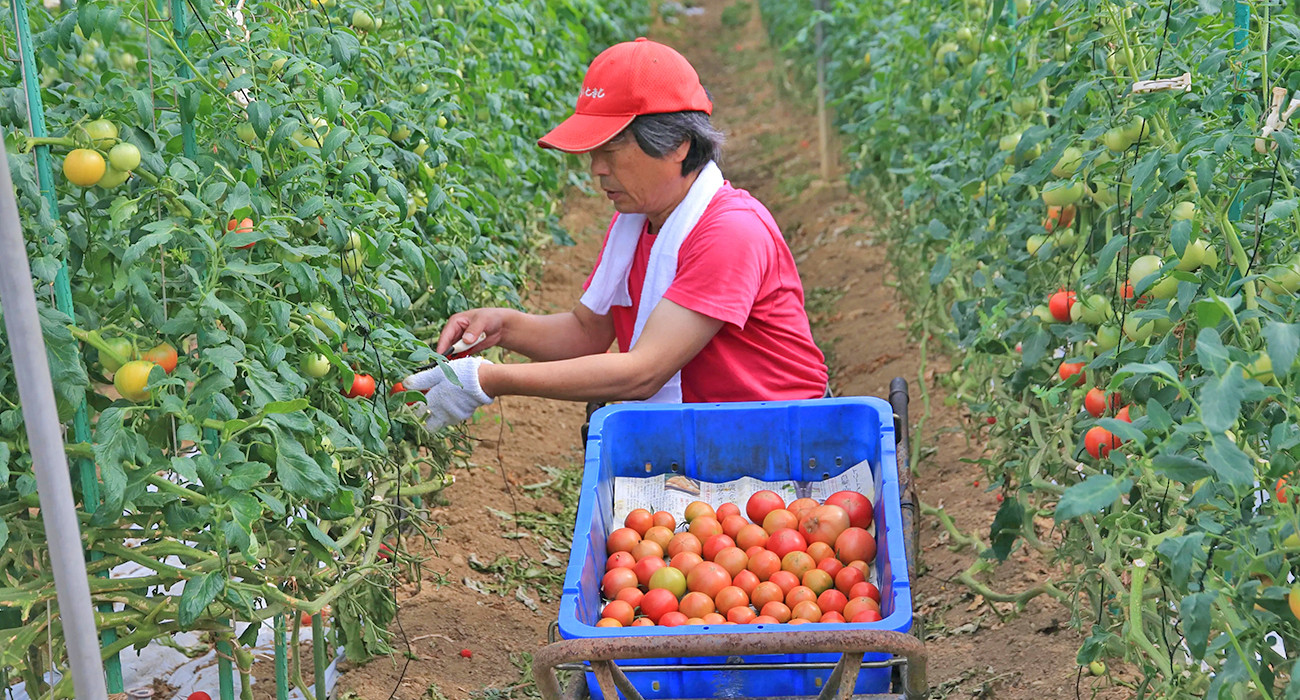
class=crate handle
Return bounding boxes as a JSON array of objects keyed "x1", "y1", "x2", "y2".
[{"x1": 534, "y1": 628, "x2": 927, "y2": 700}]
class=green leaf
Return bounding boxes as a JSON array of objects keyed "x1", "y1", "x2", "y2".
[
  {"x1": 302, "y1": 519, "x2": 340, "y2": 551},
  {"x1": 1195, "y1": 328, "x2": 1230, "y2": 374},
  {"x1": 0, "y1": 443, "x2": 9, "y2": 483},
  {"x1": 1198, "y1": 370, "x2": 1245, "y2": 433},
  {"x1": 1204, "y1": 433, "x2": 1256, "y2": 487},
  {"x1": 1151, "y1": 453, "x2": 1213, "y2": 482},
  {"x1": 1145, "y1": 398, "x2": 1173, "y2": 432},
  {"x1": 1181, "y1": 591, "x2": 1215, "y2": 659},
  {"x1": 179, "y1": 571, "x2": 226, "y2": 628},
  {"x1": 122, "y1": 228, "x2": 175, "y2": 267},
  {"x1": 272, "y1": 429, "x2": 337, "y2": 500},
  {"x1": 929, "y1": 253, "x2": 952, "y2": 286},
  {"x1": 1055, "y1": 474, "x2": 1130, "y2": 522},
  {"x1": 1263, "y1": 321, "x2": 1300, "y2": 380},
  {"x1": 321, "y1": 127, "x2": 351, "y2": 160},
  {"x1": 270, "y1": 118, "x2": 301, "y2": 151},
  {"x1": 228, "y1": 493, "x2": 263, "y2": 529},
  {"x1": 984, "y1": 496, "x2": 1024, "y2": 561},
  {"x1": 91, "y1": 407, "x2": 135, "y2": 513},
  {"x1": 247, "y1": 101, "x2": 271, "y2": 139},
  {"x1": 1155, "y1": 532, "x2": 1204, "y2": 588},
  {"x1": 0, "y1": 518, "x2": 8, "y2": 551},
  {"x1": 1097, "y1": 418, "x2": 1145, "y2": 445},
  {"x1": 226, "y1": 462, "x2": 271, "y2": 491}
]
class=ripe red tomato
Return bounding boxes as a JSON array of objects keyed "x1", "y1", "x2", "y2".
[
  {"x1": 1059, "y1": 361, "x2": 1086, "y2": 386},
  {"x1": 850, "y1": 581, "x2": 881, "y2": 602},
  {"x1": 596, "y1": 618, "x2": 622, "y2": 628},
  {"x1": 702, "y1": 534, "x2": 735, "y2": 561},
  {"x1": 1084, "y1": 387, "x2": 1121, "y2": 418},
  {"x1": 820, "y1": 611, "x2": 846, "y2": 623},
  {"x1": 835, "y1": 566, "x2": 866, "y2": 595},
  {"x1": 746, "y1": 490, "x2": 786, "y2": 525},
  {"x1": 615, "y1": 587, "x2": 643, "y2": 608},
  {"x1": 715, "y1": 502, "x2": 741, "y2": 521},
  {"x1": 683, "y1": 501, "x2": 716, "y2": 523},
  {"x1": 785, "y1": 585, "x2": 817, "y2": 608},
  {"x1": 844, "y1": 596, "x2": 881, "y2": 620},
  {"x1": 679, "y1": 591, "x2": 716, "y2": 618},
  {"x1": 818, "y1": 588, "x2": 848, "y2": 614},
  {"x1": 769, "y1": 570, "x2": 800, "y2": 596},
  {"x1": 720, "y1": 514, "x2": 749, "y2": 539},
  {"x1": 658, "y1": 611, "x2": 689, "y2": 627},
  {"x1": 733, "y1": 569, "x2": 760, "y2": 596},
  {"x1": 630, "y1": 540, "x2": 663, "y2": 562},
  {"x1": 766, "y1": 528, "x2": 808, "y2": 559},
  {"x1": 1085, "y1": 425, "x2": 1121, "y2": 459},
  {"x1": 689, "y1": 516, "x2": 723, "y2": 539},
  {"x1": 727, "y1": 605, "x2": 757, "y2": 624},
  {"x1": 752, "y1": 581, "x2": 784, "y2": 608},
  {"x1": 807, "y1": 541, "x2": 836, "y2": 563},
  {"x1": 817, "y1": 557, "x2": 844, "y2": 578},
  {"x1": 1278, "y1": 476, "x2": 1290, "y2": 504},
  {"x1": 652, "y1": 510, "x2": 676, "y2": 530},
  {"x1": 686, "y1": 561, "x2": 732, "y2": 598},
  {"x1": 1116, "y1": 405, "x2": 1132, "y2": 422},
  {"x1": 342, "y1": 373, "x2": 376, "y2": 398},
  {"x1": 787, "y1": 497, "x2": 819, "y2": 518},
  {"x1": 713, "y1": 546, "x2": 749, "y2": 578},
  {"x1": 632, "y1": 556, "x2": 666, "y2": 587},
  {"x1": 823, "y1": 491, "x2": 874, "y2": 530},
  {"x1": 736, "y1": 524, "x2": 769, "y2": 550},
  {"x1": 643, "y1": 526, "x2": 674, "y2": 551},
  {"x1": 760, "y1": 601, "x2": 792, "y2": 622},
  {"x1": 799, "y1": 504, "x2": 851, "y2": 545},
  {"x1": 1049, "y1": 289, "x2": 1076, "y2": 322},
  {"x1": 606, "y1": 527, "x2": 641, "y2": 554},
  {"x1": 631, "y1": 617, "x2": 655, "y2": 626},
  {"x1": 602, "y1": 600, "x2": 635, "y2": 626},
  {"x1": 791, "y1": 600, "x2": 822, "y2": 622},
  {"x1": 640, "y1": 588, "x2": 678, "y2": 623},
  {"x1": 850, "y1": 608, "x2": 883, "y2": 623},
  {"x1": 667, "y1": 532, "x2": 703, "y2": 557},
  {"x1": 747, "y1": 550, "x2": 781, "y2": 580},
  {"x1": 226, "y1": 217, "x2": 255, "y2": 249},
  {"x1": 713, "y1": 585, "x2": 749, "y2": 614},
  {"x1": 752, "y1": 615, "x2": 780, "y2": 624},
  {"x1": 702, "y1": 612, "x2": 726, "y2": 625},
  {"x1": 624, "y1": 508, "x2": 653, "y2": 535},
  {"x1": 762, "y1": 509, "x2": 799, "y2": 534},
  {"x1": 189, "y1": 693, "x2": 213, "y2": 700},
  {"x1": 142, "y1": 343, "x2": 179, "y2": 374},
  {"x1": 834, "y1": 527, "x2": 876, "y2": 564},
  {"x1": 669, "y1": 552, "x2": 704, "y2": 575},
  {"x1": 600, "y1": 567, "x2": 638, "y2": 599},
  {"x1": 606, "y1": 552, "x2": 636, "y2": 570}
]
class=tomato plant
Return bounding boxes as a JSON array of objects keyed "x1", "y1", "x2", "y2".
[
  {"x1": 0, "y1": 0, "x2": 644, "y2": 694},
  {"x1": 763, "y1": 0, "x2": 1300, "y2": 692}
]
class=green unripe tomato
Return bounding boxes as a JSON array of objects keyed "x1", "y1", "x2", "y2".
[
  {"x1": 1128, "y1": 255, "x2": 1164, "y2": 287},
  {"x1": 351, "y1": 9, "x2": 376, "y2": 31},
  {"x1": 83, "y1": 118, "x2": 118, "y2": 147},
  {"x1": 437, "y1": 115, "x2": 449, "y2": 129},
  {"x1": 301, "y1": 353, "x2": 332, "y2": 378},
  {"x1": 99, "y1": 337, "x2": 137, "y2": 374},
  {"x1": 108, "y1": 142, "x2": 140, "y2": 171},
  {"x1": 1095, "y1": 324, "x2": 1121, "y2": 351},
  {"x1": 414, "y1": 83, "x2": 429, "y2": 95},
  {"x1": 1026, "y1": 234, "x2": 1047, "y2": 255},
  {"x1": 96, "y1": 165, "x2": 131, "y2": 189},
  {"x1": 1031, "y1": 305, "x2": 1055, "y2": 323},
  {"x1": 1149, "y1": 275, "x2": 1179, "y2": 299},
  {"x1": 1243, "y1": 355, "x2": 1275, "y2": 384},
  {"x1": 1123, "y1": 316, "x2": 1156, "y2": 342},
  {"x1": 1171, "y1": 201, "x2": 1196, "y2": 221},
  {"x1": 344, "y1": 231, "x2": 362, "y2": 251},
  {"x1": 1051, "y1": 147, "x2": 1083, "y2": 177},
  {"x1": 1102, "y1": 127, "x2": 1131, "y2": 152},
  {"x1": 1121, "y1": 115, "x2": 1147, "y2": 142},
  {"x1": 237, "y1": 122, "x2": 257, "y2": 142},
  {"x1": 1041, "y1": 181, "x2": 1084, "y2": 207},
  {"x1": 1089, "y1": 661, "x2": 1106, "y2": 676},
  {"x1": 340, "y1": 249, "x2": 365, "y2": 276},
  {"x1": 1010, "y1": 95, "x2": 1037, "y2": 117}
]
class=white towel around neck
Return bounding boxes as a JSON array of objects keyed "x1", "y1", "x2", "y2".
[{"x1": 579, "y1": 160, "x2": 725, "y2": 403}]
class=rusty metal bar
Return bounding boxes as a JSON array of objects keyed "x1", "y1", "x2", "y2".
[
  {"x1": 590, "y1": 662, "x2": 619, "y2": 700},
  {"x1": 835, "y1": 652, "x2": 864, "y2": 700},
  {"x1": 534, "y1": 629, "x2": 926, "y2": 700},
  {"x1": 606, "y1": 662, "x2": 645, "y2": 700},
  {"x1": 814, "y1": 650, "x2": 862, "y2": 700},
  {"x1": 888, "y1": 377, "x2": 918, "y2": 587},
  {"x1": 554, "y1": 658, "x2": 902, "y2": 673}
]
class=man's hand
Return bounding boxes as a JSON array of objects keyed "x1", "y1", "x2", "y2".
[{"x1": 403, "y1": 357, "x2": 495, "y2": 432}]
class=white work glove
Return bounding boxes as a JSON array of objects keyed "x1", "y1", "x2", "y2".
[{"x1": 403, "y1": 357, "x2": 494, "y2": 432}]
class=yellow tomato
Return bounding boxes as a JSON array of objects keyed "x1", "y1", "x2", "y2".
[{"x1": 62, "y1": 149, "x2": 106, "y2": 187}]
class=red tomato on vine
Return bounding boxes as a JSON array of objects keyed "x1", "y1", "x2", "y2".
[{"x1": 343, "y1": 373, "x2": 376, "y2": 398}]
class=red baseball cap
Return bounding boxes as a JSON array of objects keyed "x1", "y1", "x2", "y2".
[{"x1": 538, "y1": 37, "x2": 713, "y2": 153}]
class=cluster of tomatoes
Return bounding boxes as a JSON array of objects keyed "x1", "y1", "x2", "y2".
[
  {"x1": 596, "y1": 490, "x2": 883, "y2": 628},
  {"x1": 96, "y1": 336, "x2": 179, "y2": 402}
]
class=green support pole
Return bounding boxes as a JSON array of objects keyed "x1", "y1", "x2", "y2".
[
  {"x1": 8, "y1": 2, "x2": 123, "y2": 692},
  {"x1": 311, "y1": 614, "x2": 328, "y2": 700},
  {"x1": 274, "y1": 615, "x2": 289, "y2": 700},
  {"x1": 1228, "y1": 0, "x2": 1250, "y2": 223}
]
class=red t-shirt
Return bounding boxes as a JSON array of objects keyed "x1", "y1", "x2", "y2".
[{"x1": 582, "y1": 183, "x2": 828, "y2": 403}]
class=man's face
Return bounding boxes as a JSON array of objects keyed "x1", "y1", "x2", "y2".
[{"x1": 587, "y1": 131, "x2": 687, "y2": 219}]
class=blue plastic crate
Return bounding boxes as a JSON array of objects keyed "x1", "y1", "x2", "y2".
[{"x1": 557, "y1": 397, "x2": 913, "y2": 699}]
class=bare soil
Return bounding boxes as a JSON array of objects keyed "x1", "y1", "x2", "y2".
[{"x1": 333, "y1": 2, "x2": 1130, "y2": 698}]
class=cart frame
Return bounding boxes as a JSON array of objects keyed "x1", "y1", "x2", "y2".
[{"x1": 537, "y1": 378, "x2": 925, "y2": 700}]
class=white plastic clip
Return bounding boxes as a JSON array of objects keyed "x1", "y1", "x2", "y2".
[
  {"x1": 1256, "y1": 87, "x2": 1290, "y2": 154},
  {"x1": 1131, "y1": 71, "x2": 1192, "y2": 95}
]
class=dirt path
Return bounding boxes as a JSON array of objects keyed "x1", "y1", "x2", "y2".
[{"x1": 336, "y1": 3, "x2": 1123, "y2": 699}]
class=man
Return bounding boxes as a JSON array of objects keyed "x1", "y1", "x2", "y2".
[{"x1": 404, "y1": 37, "x2": 827, "y2": 431}]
